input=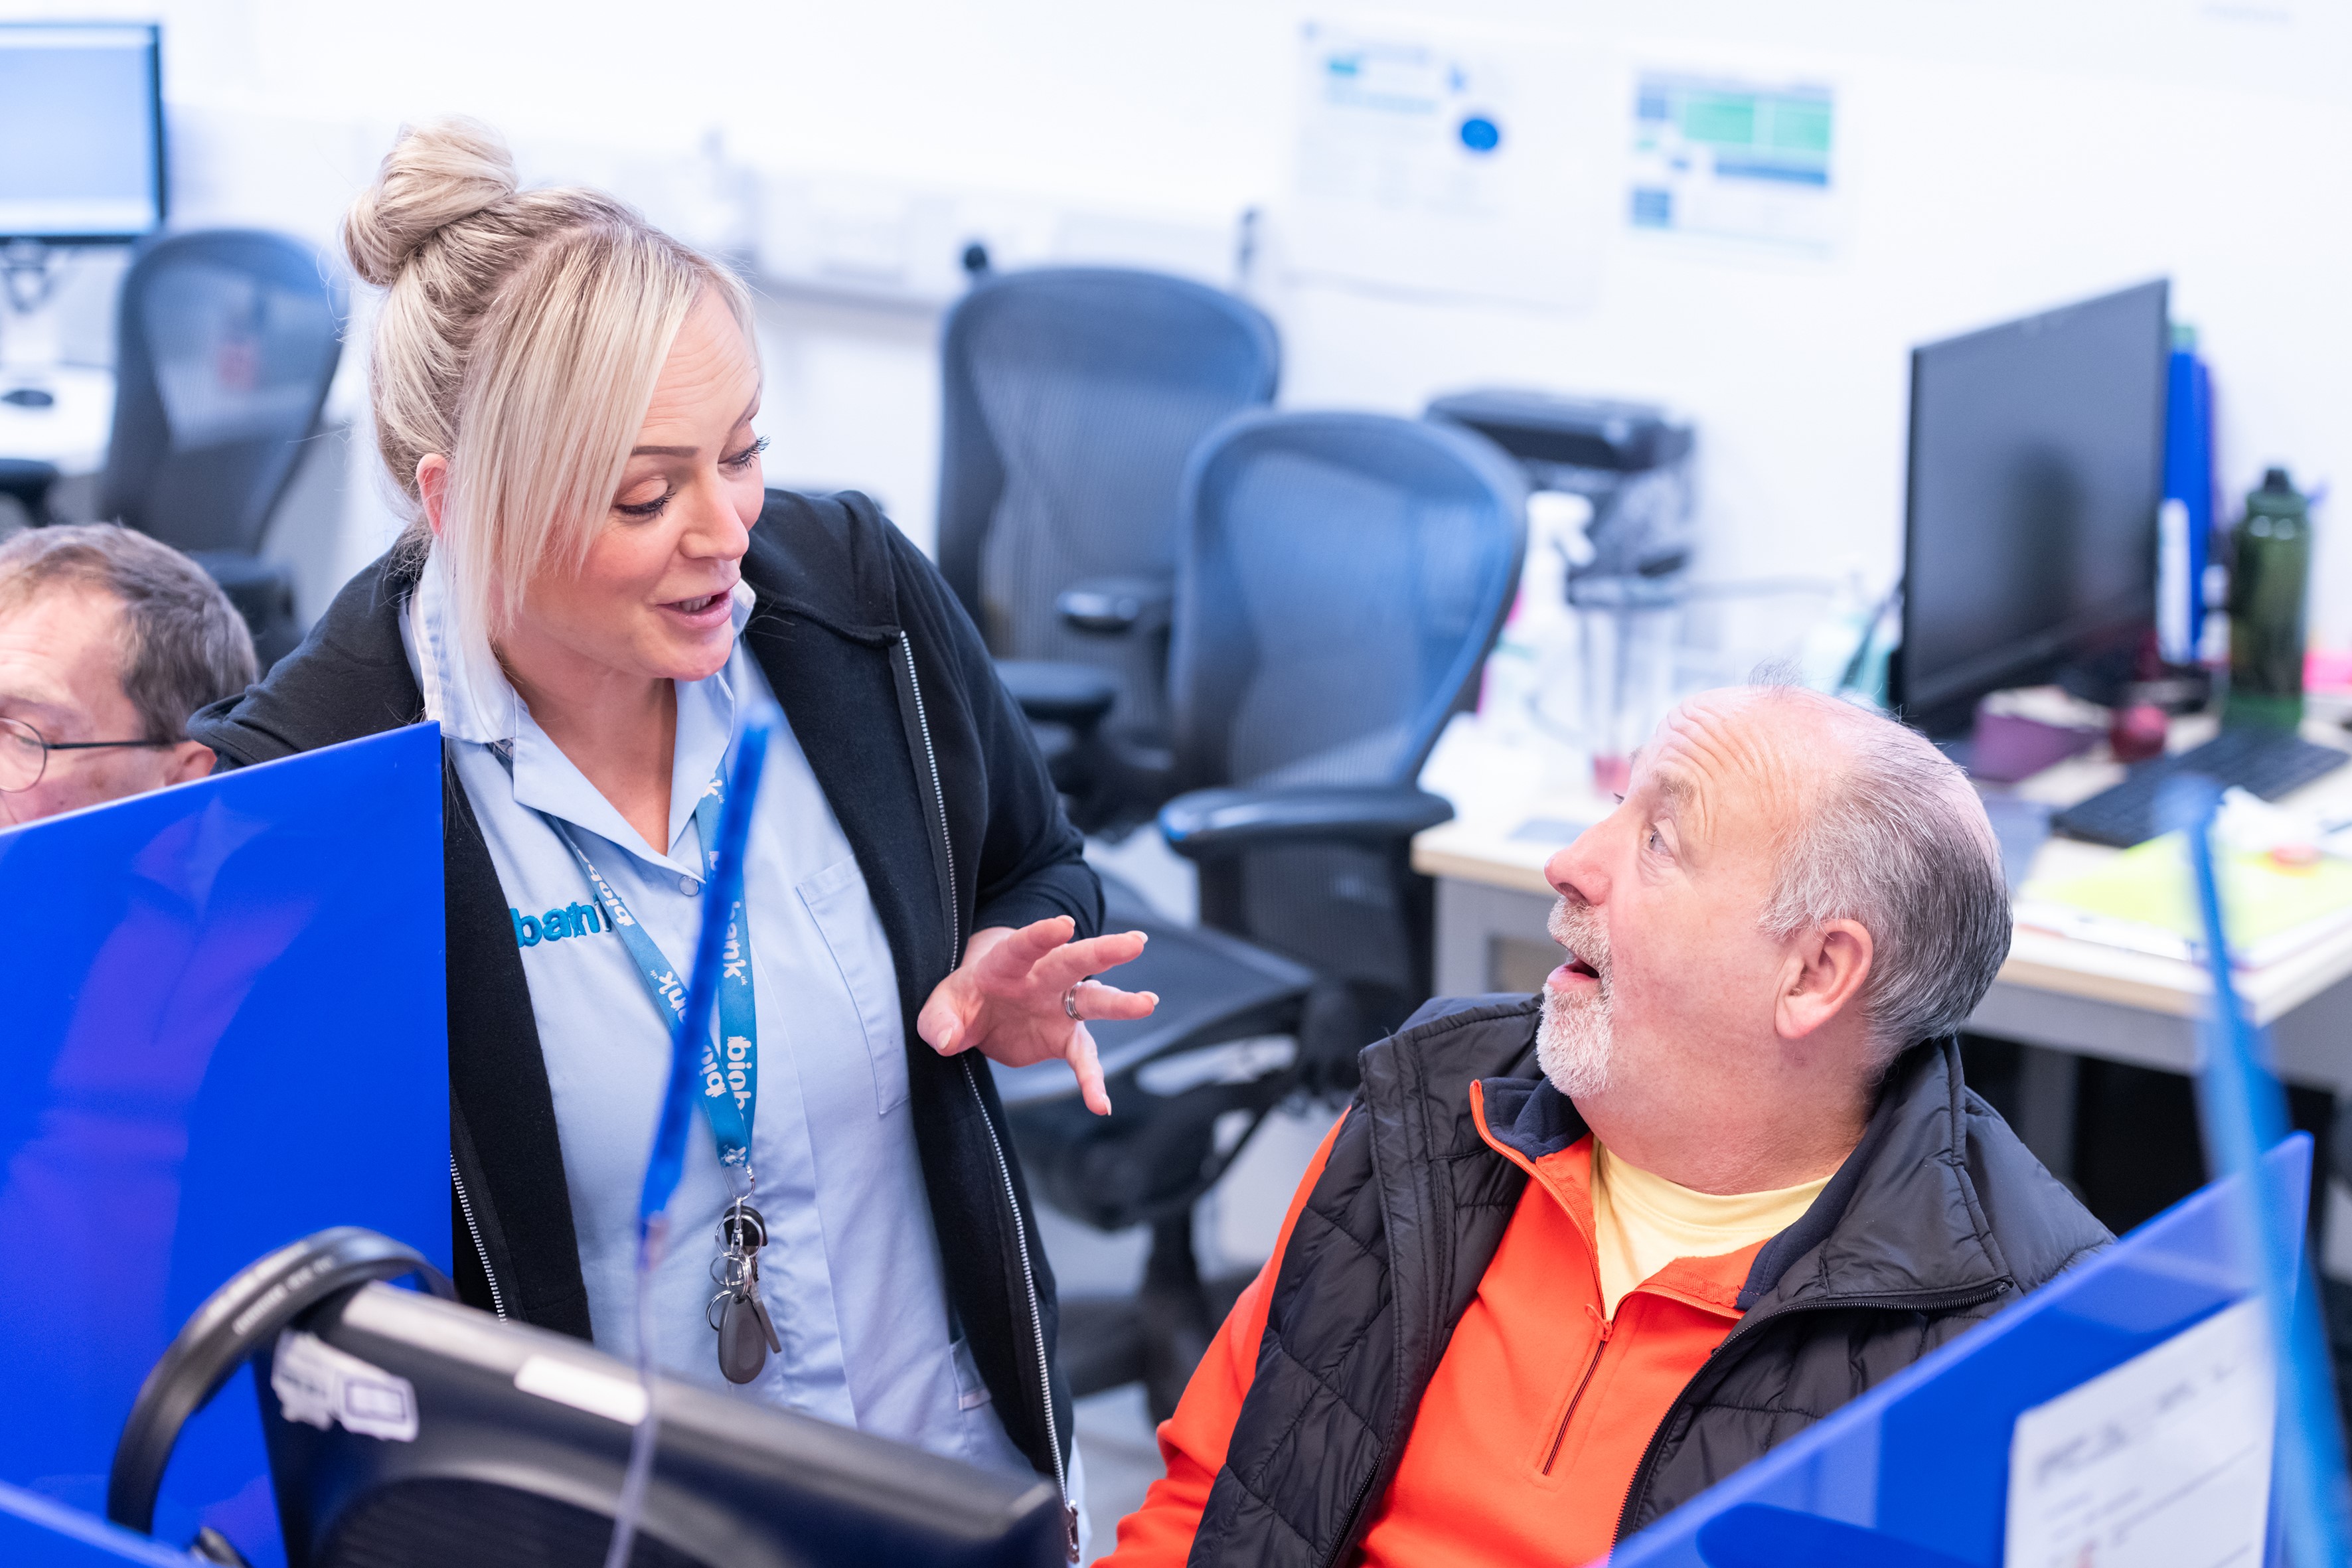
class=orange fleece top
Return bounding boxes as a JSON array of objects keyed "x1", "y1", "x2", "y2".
[{"x1": 1105, "y1": 1085, "x2": 1767, "y2": 1568}]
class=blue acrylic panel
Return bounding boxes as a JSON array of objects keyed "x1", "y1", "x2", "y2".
[
  {"x1": 0, "y1": 726, "x2": 449, "y2": 1568},
  {"x1": 0, "y1": 1482, "x2": 198, "y2": 1567},
  {"x1": 1612, "y1": 1135, "x2": 2312, "y2": 1568}
]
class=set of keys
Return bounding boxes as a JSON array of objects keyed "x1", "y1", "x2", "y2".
[{"x1": 707, "y1": 1197, "x2": 783, "y2": 1384}]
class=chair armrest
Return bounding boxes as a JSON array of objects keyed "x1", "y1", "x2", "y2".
[
  {"x1": 1158, "y1": 785, "x2": 1456, "y2": 862},
  {"x1": 996, "y1": 659, "x2": 1119, "y2": 732},
  {"x1": 1056, "y1": 576, "x2": 1173, "y2": 637}
]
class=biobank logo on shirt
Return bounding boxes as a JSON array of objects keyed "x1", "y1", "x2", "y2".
[{"x1": 512, "y1": 901, "x2": 609, "y2": 948}]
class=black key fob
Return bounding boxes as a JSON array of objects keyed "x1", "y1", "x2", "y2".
[
  {"x1": 717, "y1": 1293, "x2": 770, "y2": 1384},
  {"x1": 719, "y1": 1202, "x2": 767, "y2": 1253}
]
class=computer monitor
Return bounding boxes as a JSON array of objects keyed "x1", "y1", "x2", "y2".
[
  {"x1": 0, "y1": 23, "x2": 165, "y2": 244},
  {"x1": 260, "y1": 1281, "x2": 1065, "y2": 1568},
  {"x1": 1890, "y1": 279, "x2": 2171, "y2": 738}
]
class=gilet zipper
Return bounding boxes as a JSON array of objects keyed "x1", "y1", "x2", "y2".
[
  {"x1": 899, "y1": 633, "x2": 1076, "y2": 1562},
  {"x1": 1320, "y1": 1466, "x2": 1382, "y2": 1568},
  {"x1": 449, "y1": 1152, "x2": 508, "y2": 1320}
]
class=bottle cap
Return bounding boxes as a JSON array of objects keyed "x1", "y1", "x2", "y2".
[{"x1": 2262, "y1": 467, "x2": 2295, "y2": 493}]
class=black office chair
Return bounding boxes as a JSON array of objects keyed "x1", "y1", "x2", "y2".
[
  {"x1": 992, "y1": 410, "x2": 1527, "y2": 1417},
  {"x1": 100, "y1": 229, "x2": 347, "y2": 668},
  {"x1": 937, "y1": 266, "x2": 1279, "y2": 832}
]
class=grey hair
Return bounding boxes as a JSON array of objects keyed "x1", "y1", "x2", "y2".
[
  {"x1": 1752, "y1": 685, "x2": 2010, "y2": 1066},
  {"x1": 0, "y1": 524, "x2": 258, "y2": 742}
]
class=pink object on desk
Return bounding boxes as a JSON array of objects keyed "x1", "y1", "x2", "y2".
[
  {"x1": 1970, "y1": 709, "x2": 2100, "y2": 783},
  {"x1": 2108, "y1": 703, "x2": 2170, "y2": 764},
  {"x1": 2308, "y1": 649, "x2": 2352, "y2": 696}
]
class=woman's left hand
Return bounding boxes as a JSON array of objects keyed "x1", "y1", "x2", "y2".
[{"x1": 917, "y1": 916, "x2": 1158, "y2": 1116}]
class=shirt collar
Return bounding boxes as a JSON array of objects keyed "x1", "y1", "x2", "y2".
[
  {"x1": 1467, "y1": 1085, "x2": 1757, "y2": 1318},
  {"x1": 408, "y1": 548, "x2": 518, "y2": 747},
  {"x1": 408, "y1": 552, "x2": 758, "y2": 871}
]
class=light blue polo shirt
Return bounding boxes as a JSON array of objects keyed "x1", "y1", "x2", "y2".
[{"x1": 399, "y1": 552, "x2": 1044, "y2": 1486}]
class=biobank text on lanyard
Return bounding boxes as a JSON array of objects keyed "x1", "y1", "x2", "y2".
[{"x1": 552, "y1": 775, "x2": 783, "y2": 1384}]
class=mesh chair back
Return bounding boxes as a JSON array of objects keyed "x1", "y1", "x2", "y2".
[
  {"x1": 937, "y1": 268, "x2": 1278, "y2": 743},
  {"x1": 1168, "y1": 411, "x2": 1526, "y2": 1005},
  {"x1": 99, "y1": 230, "x2": 346, "y2": 556}
]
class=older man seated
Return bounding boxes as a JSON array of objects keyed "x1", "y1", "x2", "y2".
[
  {"x1": 0, "y1": 524, "x2": 256, "y2": 827},
  {"x1": 1105, "y1": 683, "x2": 2107, "y2": 1568}
]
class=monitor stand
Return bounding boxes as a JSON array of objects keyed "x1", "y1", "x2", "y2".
[{"x1": 0, "y1": 242, "x2": 65, "y2": 396}]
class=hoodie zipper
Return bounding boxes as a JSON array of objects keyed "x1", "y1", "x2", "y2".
[
  {"x1": 900, "y1": 635, "x2": 960, "y2": 959},
  {"x1": 1609, "y1": 1280, "x2": 2008, "y2": 1544},
  {"x1": 449, "y1": 1152, "x2": 508, "y2": 1320},
  {"x1": 900, "y1": 633, "x2": 1076, "y2": 1562}
]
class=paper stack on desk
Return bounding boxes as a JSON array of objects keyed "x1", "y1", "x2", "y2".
[{"x1": 2015, "y1": 831, "x2": 2352, "y2": 970}]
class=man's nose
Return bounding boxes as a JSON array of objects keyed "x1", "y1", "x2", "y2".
[{"x1": 1544, "y1": 830, "x2": 1607, "y2": 907}]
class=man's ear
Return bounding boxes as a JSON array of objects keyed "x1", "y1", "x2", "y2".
[
  {"x1": 416, "y1": 453, "x2": 451, "y2": 538},
  {"x1": 162, "y1": 741, "x2": 216, "y2": 787},
  {"x1": 1775, "y1": 918, "x2": 1873, "y2": 1042}
]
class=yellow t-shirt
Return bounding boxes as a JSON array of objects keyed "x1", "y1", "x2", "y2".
[{"x1": 1589, "y1": 1141, "x2": 1831, "y2": 1318}]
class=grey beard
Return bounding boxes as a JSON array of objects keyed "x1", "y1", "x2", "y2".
[
  {"x1": 1537, "y1": 896, "x2": 1614, "y2": 1099},
  {"x1": 1536, "y1": 980, "x2": 1614, "y2": 1099}
]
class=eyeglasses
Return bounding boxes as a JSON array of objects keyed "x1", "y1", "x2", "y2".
[{"x1": 0, "y1": 714, "x2": 173, "y2": 793}]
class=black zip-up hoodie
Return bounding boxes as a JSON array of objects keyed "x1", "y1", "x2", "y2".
[{"x1": 189, "y1": 489, "x2": 1093, "y2": 1516}]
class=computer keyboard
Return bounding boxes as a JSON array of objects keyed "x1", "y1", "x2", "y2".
[{"x1": 2049, "y1": 726, "x2": 2350, "y2": 848}]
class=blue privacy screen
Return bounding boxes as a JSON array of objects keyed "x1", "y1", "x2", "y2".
[
  {"x1": 1612, "y1": 1133, "x2": 2312, "y2": 1568},
  {"x1": 0, "y1": 726, "x2": 447, "y2": 1568}
]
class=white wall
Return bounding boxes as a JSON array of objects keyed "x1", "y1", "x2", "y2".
[{"x1": 11, "y1": 0, "x2": 2346, "y2": 647}]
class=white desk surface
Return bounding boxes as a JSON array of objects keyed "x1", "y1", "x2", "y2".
[
  {"x1": 0, "y1": 365, "x2": 114, "y2": 476},
  {"x1": 1413, "y1": 712, "x2": 2352, "y2": 1032}
]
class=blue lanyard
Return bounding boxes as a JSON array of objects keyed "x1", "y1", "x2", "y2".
[{"x1": 547, "y1": 780, "x2": 759, "y2": 1182}]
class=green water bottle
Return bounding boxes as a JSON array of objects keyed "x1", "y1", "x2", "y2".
[{"x1": 2225, "y1": 467, "x2": 2311, "y2": 730}]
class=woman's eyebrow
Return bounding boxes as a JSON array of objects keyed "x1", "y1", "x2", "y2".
[
  {"x1": 631, "y1": 402, "x2": 759, "y2": 460},
  {"x1": 631, "y1": 396, "x2": 760, "y2": 459}
]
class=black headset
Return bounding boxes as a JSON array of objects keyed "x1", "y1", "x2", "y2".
[{"x1": 108, "y1": 1226, "x2": 455, "y2": 1540}]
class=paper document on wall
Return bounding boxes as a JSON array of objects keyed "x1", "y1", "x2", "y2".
[
  {"x1": 2005, "y1": 1298, "x2": 2275, "y2": 1568},
  {"x1": 1628, "y1": 70, "x2": 1842, "y2": 254},
  {"x1": 1288, "y1": 19, "x2": 1604, "y2": 309}
]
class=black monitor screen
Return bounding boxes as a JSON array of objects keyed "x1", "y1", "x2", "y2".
[
  {"x1": 1897, "y1": 279, "x2": 2169, "y2": 733},
  {"x1": 0, "y1": 24, "x2": 164, "y2": 242}
]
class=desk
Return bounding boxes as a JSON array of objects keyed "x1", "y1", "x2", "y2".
[
  {"x1": 1413, "y1": 714, "x2": 2352, "y2": 1160},
  {"x1": 0, "y1": 365, "x2": 114, "y2": 477}
]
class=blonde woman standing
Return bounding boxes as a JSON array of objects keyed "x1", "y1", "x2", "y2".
[{"x1": 193, "y1": 120, "x2": 1147, "y2": 1555}]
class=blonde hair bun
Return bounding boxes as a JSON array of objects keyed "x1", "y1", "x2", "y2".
[{"x1": 343, "y1": 117, "x2": 520, "y2": 287}]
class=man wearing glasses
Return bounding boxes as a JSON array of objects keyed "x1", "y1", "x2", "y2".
[{"x1": 0, "y1": 524, "x2": 256, "y2": 827}]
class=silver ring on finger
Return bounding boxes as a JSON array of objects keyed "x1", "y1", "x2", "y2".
[{"x1": 1063, "y1": 981, "x2": 1085, "y2": 1022}]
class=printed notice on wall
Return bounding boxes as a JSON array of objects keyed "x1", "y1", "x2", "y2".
[
  {"x1": 1628, "y1": 71, "x2": 1841, "y2": 254},
  {"x1": 1289, "y1": 19, "x2": 1605, "y2": 310},
  {"x1": 2005, "y1": 1298, "x2": 2276, "y2": 1568}
]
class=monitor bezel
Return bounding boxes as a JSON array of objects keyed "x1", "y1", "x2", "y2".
[
  {"x1": 0, "y1": 21, "x2": 167, "y2": 247},
  {"x1": 1892, "y1": 278, "x2": 2171, "y2": 739}
]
